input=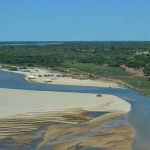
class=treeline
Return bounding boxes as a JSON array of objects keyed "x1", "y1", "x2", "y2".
[
  {"x1": 0, "y1": 41, "x2": 150, "y2": 75},
  {"x1": 0, "y1": 46, "x2": 64, "y2": 67}
]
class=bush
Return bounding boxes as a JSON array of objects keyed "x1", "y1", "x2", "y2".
[
  {"x1": 143, "y1": 66, "x2": 150, "y2": 76},
  {"x1": 9, "y1": 66, "x2": 18, "y2": 71}
]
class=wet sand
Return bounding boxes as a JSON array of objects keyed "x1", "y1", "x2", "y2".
[{"x1": 0, "y1": 110, "x2": 134, "y2": 150}]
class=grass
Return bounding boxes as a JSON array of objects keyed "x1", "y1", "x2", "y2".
[
  {"x1": 115, "y1": 76, "x2": 150, "y2": 89},
  {"x1": 62, "y1": 62, "x2": 132, "y2": 76},
  {"x1": 62, "y1": 62, "x2": 100, "y2": 71},
  {"x1": 62, "y1": 62, "x2": 150, "y2": 96},
  {"x1": 140, "y1": 90, "x2": 150, "y2": 96},
  {"x1": 122, "y1": 76, "x2": 150, "y2": 89},
  {"x1": 95, "y1": 67, "x2": 132, "y2": 77},
  {"x1": 113, "y1": 76, "x2": 150, "y2": 96}
]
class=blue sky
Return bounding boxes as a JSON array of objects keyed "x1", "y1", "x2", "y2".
[{"x1": 0, "y1": 0, "x2": 150, "y2": 41}]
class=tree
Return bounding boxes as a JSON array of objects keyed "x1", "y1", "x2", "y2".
[
  {"x1": 143, "y1": 66, "x2": 150, "y2": 76},
  {"x1": 91, "y1": 55, "x2": 104, "y2": 65}
]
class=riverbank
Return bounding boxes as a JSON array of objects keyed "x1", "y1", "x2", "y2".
[
  {"x1": 0, "y1": 88, "x2": 134, "y2": 149},
  {"x1": 25, "y1": 76, "x2": 122, "y2": 88},
  {"x1": 100, "y1": 76, "x2": 150, "y2": 97},
  {"x1": 0, "y1": 68, "x2": 122, "y2": 88}
]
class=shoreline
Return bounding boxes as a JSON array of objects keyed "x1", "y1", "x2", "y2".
[
  {"x1": 1, "y1": 68, "x2": 123, "y2": 88},
  {"x1": 25, "y1": 76, "x2": 123, "y2": 88},
  {"x1": 102, "y1": 76, "x2": 150, "y2": 97}
]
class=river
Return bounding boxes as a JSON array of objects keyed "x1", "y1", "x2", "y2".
[{"x1": 0, "y1": 70, "x2": 150, "y2": 150}]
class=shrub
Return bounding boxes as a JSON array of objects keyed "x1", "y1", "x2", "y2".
[{"x1": 9, "y1": 66, "x2": 18, "y2": 71}]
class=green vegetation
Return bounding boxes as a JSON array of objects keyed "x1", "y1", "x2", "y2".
[
  {"x1": 0, "y1": 41, "x2": 149, "y2": 69},
  {"x1": 143, "y1": 66, "x2": 150, "y2": 76},
  {"x1": 62, "y1": 63, "x2": 131, "y2": 76},
  {"x1": 62, "y1": 62, "x2": 150, "y2": 95},
  {"x1": 0, "y1": 41, "x2": 150, "y2": 96},
  {"x1": 62, "y1": 62, "x2": 100, "y2": 72},
  {"x1": 126, "y1": 54, "x2": 150, "y2": 68},
  {"x1": 112, "y1": 76, "x2": 150, "y2": 96},
  {"x1": 93, "y1": 67, "x2": 132, "y2": 77},
  {"x1": 1, "y1": 65, "x2": 10, "y2": 69},
  {"x1": 9, "y1": 66, "x2": 18, "y2": 71},
  {"x1": 116, "y1": 76, "x2": 150, "y2": 89}
]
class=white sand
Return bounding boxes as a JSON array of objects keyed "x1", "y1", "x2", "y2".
[
  {"x1": 24, "y1": 69, "x2": 120, "y2": 88},
  {"x1": 28, "y1": 77, "x2": 120, "y2": 88},
  {"x1": 0, "y1": 88, "x2": 130, "y2": 118}
]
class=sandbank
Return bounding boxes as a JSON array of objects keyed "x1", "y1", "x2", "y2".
[
  {"x1": 0, "y1": 88, "x2": 130, "y2": 118},
  {"x1": 25, "y1": 76, "x2": 121, "y2": 88},
  {"x1": 0, "y1": 88, "x2": 133, "y2": 149}
]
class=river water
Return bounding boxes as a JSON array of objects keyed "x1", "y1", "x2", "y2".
[{"x1": 0, "y1": 70, "x2": 150, "y2": 150}]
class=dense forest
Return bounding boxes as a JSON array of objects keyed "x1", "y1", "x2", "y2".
[{"x1": 0, "y1": 41, "x2": 150, "y2": 75}]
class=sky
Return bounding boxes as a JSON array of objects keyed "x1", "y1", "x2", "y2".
[{"x1": 0, "y1": 0, "x2": 150, "y2": 41}]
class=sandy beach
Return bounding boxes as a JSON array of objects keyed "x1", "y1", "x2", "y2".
[
  {"x1": 26, "y1": 68, "x2": 121, "y2": 88},
  {"x1": 0, "y1": 88, "x2": 130, "y2": 118},
  {"x1": 1, "y1": 68, "x2": 122, "y2": 88},
  {"x1": 1, "y1": 68, "x2": 123, "y2": 88},
  {"x1": 26, "y1": 76, "x2": 122, "y2": 88}
]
